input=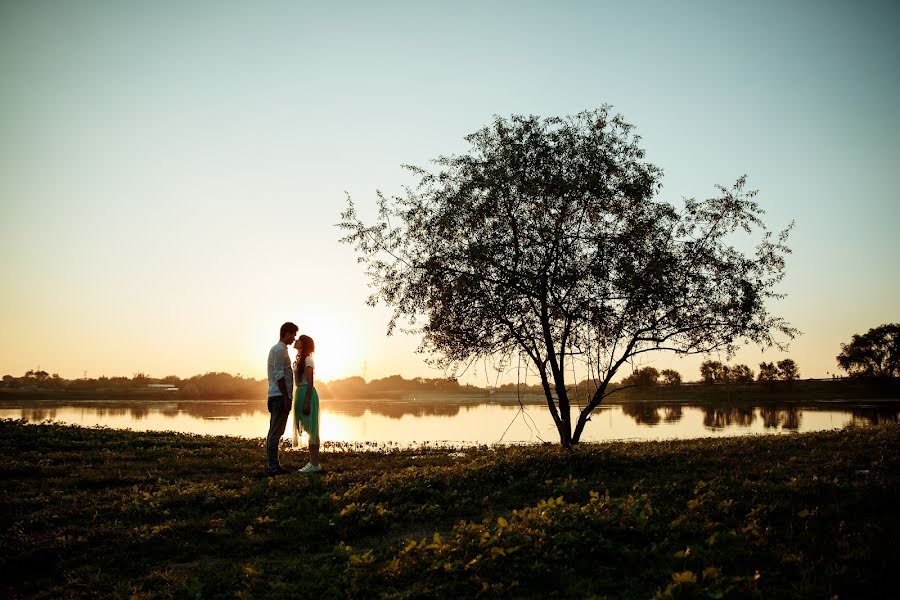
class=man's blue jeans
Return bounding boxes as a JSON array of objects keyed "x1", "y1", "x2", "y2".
[{"x1": 266, "y1": 395, "x2": 290, "y2": 470}]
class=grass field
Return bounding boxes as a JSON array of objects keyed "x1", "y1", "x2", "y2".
[{"x1": 1, "y1": 419, "x2": 898, "y2": 598}]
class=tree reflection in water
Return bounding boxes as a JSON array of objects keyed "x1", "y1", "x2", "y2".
[
  {"x1": 621, "y1": 404, "x2": 661, "y2": 426},
  {"x1": 615, "y1": 403, "x2": 899, "y2": 431},
  {"x1": 325, "y1": 400, "x2": 467, "y2": 419},
  {"x1": 759, "y1": 407, "x2": 800, "y2": 430},
  {"x1": 703, "y1": 406, "x2": 756, "y2": 430},
  {"x1": 13, "y1": 399, "x2": 478, "y2": 422},
  {"x1": 663, "y1": 406, "x2": 683, "y2": 423},
  {"x1": 850, "y1": 408, "x2": 899, "y2": 427},
  {"x1": 8, "y1": 399, "x2": 900, "y2": 440},
  {"x1": 19, "y1": 408, "x2": 57, "y2": 422},
  {"x1": 92, "y1": 406, "x2": 149, "y2": 420}
]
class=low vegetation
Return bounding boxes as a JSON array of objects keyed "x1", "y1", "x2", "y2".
[{"x1": 2, "y1": 419, "x2": 898, "y2": 598}]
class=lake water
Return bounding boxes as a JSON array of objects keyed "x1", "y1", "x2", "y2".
[{"x1": 3, "y1": 397, "x2": 898, "y2": 446}]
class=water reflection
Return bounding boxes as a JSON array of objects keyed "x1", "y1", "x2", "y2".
[
  {"x1": 616, "y1": 403, "x2": 816, "y2": 431},
  {"x1": 19, "y1": 408, "x2": 58, "y2": 422},
  {"x1": 328, "y1": 400, "x2": 470, "y2": 419},
  {"x1": 849, "y1": 408, "x2": 899, "y2": 427},
  {"x1": 759, "y1": 407, "x2": 801, "y2": 430},
  {"x1": 703, "y1": 406, "x2": 756, "y2": 430},
  {"x1": 663, "y1": 406, "x2": 682, "y2": 423},
  {"x1": 621, "y1": 404, "x2": 661, "y2": 426},
  {"x1": 2, "y1": 398, "x2": 898, "y2": 445}
]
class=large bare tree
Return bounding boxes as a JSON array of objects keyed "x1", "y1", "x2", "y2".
[{"x1": 340, "y1": 107, "x2": 796, "y2": 447}]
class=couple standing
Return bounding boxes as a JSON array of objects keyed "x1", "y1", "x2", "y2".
[{"x1": 266, "y1": 322, "x2": 321, "y2": 475}]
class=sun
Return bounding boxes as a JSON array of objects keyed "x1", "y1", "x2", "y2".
[
  {"x1": 295, "y1": 313, "x2": 365, "y2": 382},
  {"x1": 247, "y1": 301, "x2": 375, "y2": 383}
]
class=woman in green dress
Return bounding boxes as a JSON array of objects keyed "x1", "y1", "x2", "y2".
[{"x1": 292, "y1": 335, "x2": 321, "y2": 473}]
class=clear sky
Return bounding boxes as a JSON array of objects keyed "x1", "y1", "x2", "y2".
[{"x1": 1, "y1": 0, "x2": 897, "y2": 384}]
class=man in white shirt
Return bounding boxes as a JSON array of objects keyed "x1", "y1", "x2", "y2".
[{"x1": 266, "y1": 322, "x2": 298, "y2": 475}]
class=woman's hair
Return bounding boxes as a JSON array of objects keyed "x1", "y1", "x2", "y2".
[{"x1": 294, "y1": 335, "x2": 315, "y2": 373}]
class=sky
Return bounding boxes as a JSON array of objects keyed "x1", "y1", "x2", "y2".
[{"x1": 1, "y1": 0, "x2": 898, "y2": 384}]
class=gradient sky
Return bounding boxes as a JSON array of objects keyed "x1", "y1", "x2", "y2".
[{"x1": 1, "y1": 0, "x2": 898, "y2": 384}]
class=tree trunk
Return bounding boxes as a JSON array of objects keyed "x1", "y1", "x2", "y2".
[
  {"x1": 537, "y1": 357, "x2": 573, "y2": 448},
  {"x1": 572, "y1": 382, "x2": 608, "y2": 444},
  {"x1": 551, "y1": 364, "x2": 572, "y2": 448},
  {"x1": 536, "y1": 367, "x2": 568, "y2": 447}
]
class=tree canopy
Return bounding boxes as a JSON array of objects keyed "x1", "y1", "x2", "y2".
[
  {"x1": 699, "y1": 360, "x2": 756, "y2": 384},
  {"x1": 758, "y1": 362, "x2": 780, "y2": 382},
  {"x1": 340, "y1": 107, "x2": 795, "y2": 447},
  {"x1": 620, "y1": 367, "x2": 660, "y2": 388},
  {"x1": 836, "y1": 324, "x2": 900, "y2": 378},
  {"x1": 777, "y1": 359, "x2": 799, "y2": 381},
  {"x1": 660, "y1": 369, "x2": 682, "y2": 386}
]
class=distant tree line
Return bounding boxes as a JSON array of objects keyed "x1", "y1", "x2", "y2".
[
  {"x1": 0, "y1": 371, "x2": 482, "y2": 399},
  {"x1": 598, "y1": 361, "x2": 797, "y2": 390},
  {"x1": 0, "y1": 371, "x2": 265, "y2": 398},
  {"x1": 698, "y1": 359, "x2": 799, "y2": 385},
  {"x1": 606, "y1": 323, "x2": 898, "y2": 391},
  {"x1": 3, "y1": 324, "x2": 894, "y2": 398},
  {"x1": 619, "y1": 368, "x2": 683, "y2": 388}
]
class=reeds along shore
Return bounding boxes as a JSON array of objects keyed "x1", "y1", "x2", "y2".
[{"x1": 2, "y1": 419, "x2": 899, "y2": 599}]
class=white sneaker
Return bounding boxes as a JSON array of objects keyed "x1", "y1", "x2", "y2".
[{"x1": 298, "y1": 463, "x2": 322, "y2": 473}]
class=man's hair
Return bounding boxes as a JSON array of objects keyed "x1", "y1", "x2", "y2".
[{"x1": 280, "y1": 322, "x2": 299, "y2": 338}]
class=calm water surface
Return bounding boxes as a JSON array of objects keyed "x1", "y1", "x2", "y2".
[{"x1": 3, "y1": 397, "x2": 898, "y2": 446}]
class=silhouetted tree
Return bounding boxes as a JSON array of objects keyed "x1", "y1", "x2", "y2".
[
  {"x1": 621, "y1": 366, "x2": 660, "y2": 387},
  {"x1": 730, "y1": 364, "x2": 754, "y2": 384},
  {"x1": 340, "y1": 107, "x2": 795, "y2": 447},
  {"x1": 757, "y1": 361, "x2": 779, "y2": 391},
  {"x1": 836, "y1": 323, "x2": 900, "y2": 379},
  {"x1": 777, "y1": 359, "x2": 799, "y2": 381},
  {"x1": 700, "y1": 360, "x2": 726, "y2": 383},
  {"x1": 758, "y1": 361, "x2": 779, "y2": 382},
  {"x1": 700, "y1": 361, "x2": 752, "y2": 384},
  {"x1": 660, "y1": 369, "x2": 682, "y2": 386}
]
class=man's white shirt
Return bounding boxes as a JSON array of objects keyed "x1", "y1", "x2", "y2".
[{"x1": 267, "y1": 341, "x2": 293, "y2": 398}]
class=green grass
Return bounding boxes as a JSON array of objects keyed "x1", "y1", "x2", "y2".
[{"x1": 1, "y1": 419, "x2": 898, "y2": 599}]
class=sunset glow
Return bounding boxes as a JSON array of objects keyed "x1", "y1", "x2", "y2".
[{"x1": 294, "y1": 312, "x2": 366, "y2": 383}]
